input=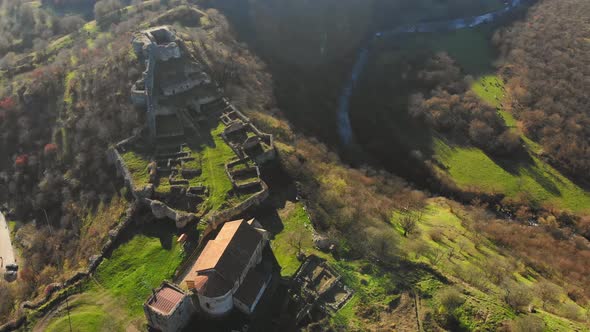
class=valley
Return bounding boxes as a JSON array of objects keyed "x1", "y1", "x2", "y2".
[{"x1": 0, "y1": 0, "x2": 589, "y2": 331}]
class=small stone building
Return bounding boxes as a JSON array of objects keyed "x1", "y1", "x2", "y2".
[
  {"x1": 185, "y1": 219, "x2": 270, "y2": 316},
  {"x1": 144, "y1": 282, "x2": 195, "y2": 332}
]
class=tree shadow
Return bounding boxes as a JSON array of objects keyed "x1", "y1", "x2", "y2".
[
  {"x1": 106, "y1": 208, "x2": 179, "y2": 256},
  {"x1": 184, "y1": 117, "x2": 218, "y2": 151},
  {"x1": 255, "y1": 209, "x2": 285, "y2": 237},
  {"x1": 239, "y1": 161, "x2": 299, "y2": 237},
  {"x1": 437, "y1": 134, "x2": 563, "y2": 198},
  {"x1": 486, "y1": 147, "x2": 562, "y2": 197}
]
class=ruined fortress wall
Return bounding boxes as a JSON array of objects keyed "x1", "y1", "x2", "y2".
[
  {"x1": 108, "y1": 146, "x2": 141, "y2": 201},
  {"x1": 144, "y1": 51, "x2": 157, "y2": 137},
  {"x1": 253, "y1": 148, "x2": 277, "y2": 164},
  {"x1": 7, "y1": 204, "x2": 139, "y2": 331},
  {"x1": 153, "y1": 42, "x2": 181, "y2": 61},
  {"x1": 162, "y1": 77, "x2": 209, "y2": 97},
  {"x1": 131, "y1": 84, "x2": 146, "y2": 106},
  {"x1": 206, "y1": 182, "x2": 269, "y2": 230}
]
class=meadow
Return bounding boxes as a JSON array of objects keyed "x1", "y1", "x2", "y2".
[
  {"x1": 40, "y1": 229, "x2": 183, "y2": 331},
  {"x1": 415, "y1": 27, "x2": 590, "y2": 212}
]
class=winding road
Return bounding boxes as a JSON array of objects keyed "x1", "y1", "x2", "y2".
[
  {"x1": 337, "y1": 0, "x2": 523, "y2": 145},
  {"x1": 0, "y1": 211, "x2": 16, "y2": 271}
]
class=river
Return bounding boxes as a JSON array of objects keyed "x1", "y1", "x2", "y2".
[{"x1": 337, "y1": 0, "x2": 523, "y2": 145}]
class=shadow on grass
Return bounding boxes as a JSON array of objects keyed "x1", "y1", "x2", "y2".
[
  {"x1": 441, "y1": 136, "x2": 563, "y2": 198},
  {"x1": 105, "y1": 209, "x2": 179, "y2": 258},
  {"x1": 486, "y1": 147, "x2": 562, "y2": 197},
  {"x1": 184, "y1": 117, "x2": 218, "y2": 151},
  {"x1": 246, "y1": 161, "x2": 299, "y2": 236}
]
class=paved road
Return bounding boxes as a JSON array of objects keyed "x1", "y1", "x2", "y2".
[{"x1": 0, "y1": 211, "x2": 16, "y2": 271}]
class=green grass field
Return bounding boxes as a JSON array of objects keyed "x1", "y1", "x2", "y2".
[
  {"x1": 434, "y1": 139, "x2": 590, "y2": 212},
  {"x1": 428, "y1": 28, "x2": 496, "y2": 74},
  {"x1": 63, "y1": 71, "x2": 77, "y2": 107},
  {"x1": 472, "y1": 75, "x2": 518, "y2": 131},
  {"x1": 82, "y1": 21, "x2": 99, "y2": 34},
  {"x1": 330, "y1": 259, "x2": 403, "y2": 329},
  {"x1": 120, "y1": 150, "x2": 151, "y2": 190},
  {"x1": 45, "y1": 304, "x2": 115, "y2": 332},
  {"x1": 41, "y1": 231, "x2": 183, "y2": 331},
  {"x1": 431, "y1": 73, "x2": 590, "y2": 212},
  {"x1": 47, "y1": 35, "x2": 74, "y2": 54},
  {"x1": 270, "y1": 201, "x2": 415, "y2": 329},
  {"x1": 391, "y1": 199, "x2": 589, "y2": 330},
  {"x1": 93, "y1": 233, "x2": 183, "y2": 316},
  {"x1": 271, "y1": 202, "x2": 315, "y2": 276},
  {"x1": 471, "y1": 75, "x2": 504, "y2": 108},
  {"x1": 195, "y1": 122, "x2": 236, "y2": 212},
  {"x1": 390, "y1": 24, "x2": 495, "y2": 75},
  {"x1": 538, "y1": 309, "x2": 590, "y2": 332},
  {"x1": 392, "y1": 199, "x2": 510, "y2": 285},
  {"x1": 120, "y1": 121, "x2": 240, "y2": 214},
  {"x1": 472, "y1": 75, "x2": 544, "y2": 153}
]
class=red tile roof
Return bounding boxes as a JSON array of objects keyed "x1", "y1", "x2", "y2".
[
  {"x1": 191, "y1": 219, "x2": 263, "y2": 297},
  {"x1": 194, "y1": 275, "x2": 209, "y2": 292},
  {"x1": 147, "y1": 285, "x2": 185, "y2": 315}
]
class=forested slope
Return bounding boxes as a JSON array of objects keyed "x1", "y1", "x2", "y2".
[
  {"x1": 0, "y1": 0, "x2": 589, "y2": 331},
  {"x1": 496, "y1": 0, "x2": 590, "y2": 183}
]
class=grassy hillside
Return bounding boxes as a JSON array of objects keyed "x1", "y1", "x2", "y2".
[
  {"x1": 431, "y1": 75, "x2": 590, "y2": 212},
  {"x1": 269, "y1": 198, "x2": 590, "y2": 330},
  {"x1": 434, "y1": 138, "x2": 590, "y2": 212},
  {"x1": 416, "y1": 27, "x2": 590, "y2": 212},
  {"x1": 46, "y1": 304, "x2": 114, "y2": 332},
  {"x1": 39, "y1": 229, "x2": 183, "y2": 331},
  {"x1": 196, "y1": 122, "x2": 238, "y2": 211},
  {"x1": 121, "y1": 121, "x2": 246, "y2": 214},
  {"x1": 271, "y1": 202, "x2": 316, "y2": 276},
  {"x1": 6, "y1": 1, "x2": 589, "y2": 330},
  {"x1": 392, "y1": 198, "x2": 589, "y2": 330}
]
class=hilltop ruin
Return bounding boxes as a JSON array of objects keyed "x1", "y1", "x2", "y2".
[{"x1": 109, "y1": 26, "x2": 276, "y2": 228}]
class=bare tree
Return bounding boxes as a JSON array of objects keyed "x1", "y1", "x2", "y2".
[
  {"x1": 287, "y1": 230, "x2": 311, "y2": 259},
  {"x1": 400, "y1": 212, "x2": 421, "y2": 237},
  {"x1": 535, "y1": 281, "x2": 561, "y2": 309},
  {"x1": 503, "y1": 280, "x2": 532, "y2": 312}
]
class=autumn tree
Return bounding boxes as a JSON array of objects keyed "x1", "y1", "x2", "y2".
[
  {"x1": 534, "y1": 281, "x2": 561, "y2": 309},
  {"x1": 510, "y1": 315, "x2": 546, "y2": 332},
  {"x1": 503, "y1": 280, "x2": 532, "y2": 312}
]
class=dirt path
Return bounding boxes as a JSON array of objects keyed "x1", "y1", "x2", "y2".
[{"x1": 0, "y1": 211, "x2": 16, "y2": 271}]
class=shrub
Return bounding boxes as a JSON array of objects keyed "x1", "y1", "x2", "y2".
[
  {"x1": 560, "y1": 303, "x2": 583, "y2": 321},
  {"x1": 429, "y1": 228, "x2": 445, "y2": 243},
  {"x1": 534, "y1": 281, "x2": 561, "y2": 309},
  {"x1": 503, "y1": 281, "x2": 532, "y2": 312},
  {"x1": 438, "y1": 286, "x2": 465, "y2": 315},
  {"x1": 0, "y1": 282, "x2": 15, "y2": 322},
  {"x1": 510, "y1": 315, "x2": 545, "y2": 332}
]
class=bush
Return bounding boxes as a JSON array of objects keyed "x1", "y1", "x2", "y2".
[
  {"x1": 510, "y1": 315, "x2": 545, "y2": 332},
  {"x1": 534, "y1": 281, "x2": 561, "y2": 309},
  {"x1": 429, "y1": 228, "x2": 445, "y2": 243},
  {"x1": 0, "y1": 282, "x2": 15, "y2": 322},
  {"x1": 560, "y1": 303, "x2": 583, "y2": 321},
  {"x1": 438, "y1": 286, "x2": 465, "y2": 315},
  {"x1": 94, "y1": 0, "x2": 123, "y2": 20},
  {"x1": 503, "y1": 281, "x2": 532, "y2": 312}
]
